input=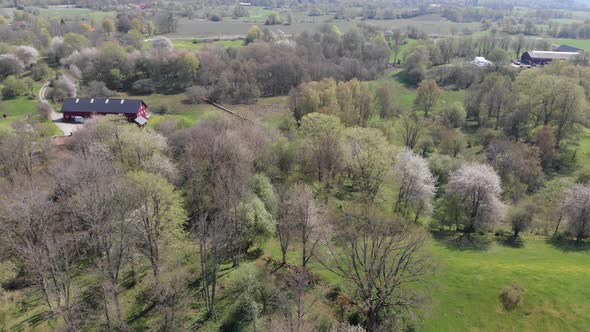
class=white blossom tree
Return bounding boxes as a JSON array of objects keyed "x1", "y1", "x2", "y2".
[
  {"x1": 393, "y1": 148, "x2": 437, "y2": 222},
  {"x1": 14, "y1": 46, "x2": 39, "y2": 67},
  {"x1": 561, "y1": 184, "x2": 590, "y2": 241},
  {"x1": 446, "y1": 162, "x2": 506, "y2": 233}
]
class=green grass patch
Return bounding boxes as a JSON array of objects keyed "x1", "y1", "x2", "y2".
[
  {"x1": 242, "y1": 7, "x2": 276, "y2": 23},
  {"x1": 37, "y1": 7, "x2": 115, "y2": 20},
  {"x1": 550, "y1": 38, "x2": 590, "y2": 52},
  {"x1": 423, "y1": 235, "x2": 590, "y2": 331}
]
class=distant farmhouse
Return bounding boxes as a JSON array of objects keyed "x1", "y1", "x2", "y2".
[
  {"x1": 61, "y1": 98, "x2": 148, "y2": 126},
  {"x1": 520, "y1": 51, "x2": 580, "y2": 66}
]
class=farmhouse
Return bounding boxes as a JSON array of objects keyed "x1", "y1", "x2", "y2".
[
  {"x1": 61, "y1": 98, "x2": 148, "y2": 125},
  {"x1": 520, "y1": 51, "x2": 579, "y2": 66}
]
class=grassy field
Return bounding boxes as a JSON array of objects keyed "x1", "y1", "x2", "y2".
[
  {"x1": 261, "y1": 233, "x2": 590, "y2": 331},
  {"x1": 423, "y1": 235, "x2": 590, "y2": 331},
  {"x1": 550, "y1": 38, "x2": 590, "y2": 51},
  {"x1": 0, "y1": 95, "x2": 61, "y2": 136},
  {"x1": 37, "y1": 7, "x2": 115, "y2": 20},
  {"x1": 153, "y1": 39, "x2": 244, "y2": 51},
  {"x1": 170, "y1": 14, "x2": 481, "y2": 38}
]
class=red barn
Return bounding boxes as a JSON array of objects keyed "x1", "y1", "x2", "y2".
[{"x1": 61, "y1": 98, "x2": 148, "y2": 126}]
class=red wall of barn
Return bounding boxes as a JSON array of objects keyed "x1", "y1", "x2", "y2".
[{"x1": 63, "y1": 102, "x2": 147, "y2": 120}]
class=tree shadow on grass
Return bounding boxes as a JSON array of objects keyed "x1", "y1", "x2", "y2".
[
  {"x1": 431, "y1": 231, "x2": 492, "y2": 251},
  {"x1": 392, "y1": 70, "x2": 416, "y2": 88},
  {"x1": 546, "y1": 238, "x2": 590, "y2": 253},
  {"x1": 496, "y1": 236, "x2": 525, "y2": 249}
]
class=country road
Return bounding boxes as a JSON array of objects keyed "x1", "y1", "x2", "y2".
[{"x1": 39, "y1": 81, "x2": 81, "y2": 136}]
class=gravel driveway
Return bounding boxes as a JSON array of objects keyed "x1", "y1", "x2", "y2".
[{"x1": 39, "y1": 81, "x2": 82, "y2": 136}]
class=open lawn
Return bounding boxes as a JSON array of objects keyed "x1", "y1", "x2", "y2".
[
  {"x1": 144, "y1": 39, "x2": 244, "y2": 50},
  {"x1": 550, "y1": 38, "x2": 590, "y2": 51},
  {"x1": 261, "y1": 234, "x2": 590, "y2": 331},
  {"x1": 169, "y1": 14, "x2": 481, "y2": 38},
  {"x1": 37, "y1": 7, "x2": 115, "y2": 20},
  {"x1": 0, "y1": 95, "x2": 61, "y2": 136},
  {"x1": 423, "y1": 234, "x2": 590, "y2": 331}
]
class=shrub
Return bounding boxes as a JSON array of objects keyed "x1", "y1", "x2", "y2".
[
  {"x1": 2, "y1": 76, "x2": 28, "y2": 98},
  {"x1": 185, "y1": 85, "x2": 208, "y2": 104},
  {"x1": 38, "y1": 101, "x2": 52, "y2": 120},
  {"x1": 158, "y1": 104, "x2": 170, "y2": 115},
  {"x1": 500, "y1": 284, "x2": 525, "y2": 310}
]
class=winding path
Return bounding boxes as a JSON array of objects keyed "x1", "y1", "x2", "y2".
[{"x1": 39, "y1": 81, "x2": 81, "y2": 136}]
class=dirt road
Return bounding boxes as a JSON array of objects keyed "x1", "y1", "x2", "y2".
[{"x1": 39, "y1": 82, "x2": 81, "y2": 136}]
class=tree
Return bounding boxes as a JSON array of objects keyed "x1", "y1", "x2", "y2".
[
  {"x1": 399, "y1": 112, "x2": 425, "y2": 150},
  {"x1": 176, "y1": 53, "x2": 200, "y2": 88},
  {"x1": 0, "y1": 54, "x2": 24, "y2": 79},
  {"x1": 102, "y1": 17, "x2": 116, "y2": 36},
  {"x1": 536, "y1": 126, "x2": 556, "y2": 171},
  {"x1": 68, "y1": 153, "x2": 132, "y2": 331},
  {"x1": 265, "y1": 13, "x2": 282, "y2": 25},
  {"x1": 185, "y1": 85, "x2": 208, "y2": 104},
  {"x1": 375, "y1": 81, "x2": 396, "y2": 118},
  {"x1": 393, "y1": 148, "x2": 437, "y2": 222},
  {"x1": 0, "y1": 182, "x2": 79, "y2": 330},
  {"x1": 487, "y1": 48, "x2": 509, "y2": 71},
  {"x1": 127, "y1": 172, "x2": 186, "y2": 289},
  {"x1": 323, "y1": 208, "x2": 433, "y2": 331},
  {"x1": 298, "y1": 113, "x2": 344, "y2": 185},
  {"x1": 246, "y1": 25, "x2": 263, "y2": 44},
  {"x1": 156, "y1": 11, "x2": 178, "y2": 34},
  {"x1": 561, "y1": 184, "x2": 590, "y2": 241},
  {"x1": 81, "y1": 80, "x2": 115, "y2": 98},
  {"x1": 289, "y1": 184, "x2": 324, "y2": 268},
  {"x1": 14, "y1": 45, "x2": 39, "y2": 67},
  {"x1": 344, "y1": 127, "x2": 391, "y2": 204},
  {"x1": 440, "y1": 102, "x2": 465, "y2": 128},
  {"x1": 507, "y1": 201, "x2": 536, "y2": 238},
  {"x1": 152, "y1": 36, "x2": 173, "y2": 49},
  {"x1": 414, "y1": 79, "x2": 441, "y2": 118},
  {"x1": 446, "y1": 162, "x2": 506, "y2": 233}
]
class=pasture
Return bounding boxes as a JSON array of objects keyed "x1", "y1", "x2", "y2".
[
  {"x1": 425, "y1": 235, "x2": 590, "y2": 331},
  {"x1": 169, "y1": 14, "x2": 482, "y2": 38},
  {"x1": 551, "y1": 38, "x2": 590, "y2": 51}
]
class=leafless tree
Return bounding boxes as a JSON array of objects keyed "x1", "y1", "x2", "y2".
[
  {"x1": 400, "y1": 112, "x2": 425, "y2": 150},
  {"x1": 289, "y1": 184, "x2": 325, "y2": 268},
  {"x1": 322, "y1": 208, "x2": 434, "y2": 331},
  {"x1": 70, "y1": 168, "x2": 133, "y2": 331},
  {"x1": 276, "y1": 185, "x2": 298, "y2": 265},
  {"x1": 0, "y1": 181, "x2": 79, "y2": 330}
]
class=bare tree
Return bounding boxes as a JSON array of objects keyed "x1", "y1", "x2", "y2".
[
  {"x1": 414, "y1": 79, "x2": 441, "y2": 118},
  {"x1": 276, "y1": 185, "x2": 298, "y2": 265},
  {"x1": 322, "y1": 208, "x2": 434, "y2": 331},
  {"x1": 400, "y1": 112, "x2": 425, "y2": 150},
  {"x1": 127, "y1": 172, "x2": 186, "y2": 290},
  {"x1": 289, "y1": 184, "x2": 325, "y2": 268},
  {"x1": 71, "y1": 169, "x2": 133, "y2": 331},
  {"x1": 0, "y1": 181, "x2": 79, "y2": 330}
]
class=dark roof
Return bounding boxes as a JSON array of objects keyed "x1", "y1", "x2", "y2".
[
  {"x1": 61, "y1": 98, "x2": 145, "y2": 114},
  {"x1": 555, "y1": 44, "x2": 584, "y2": 53},
  {"x1": 525, "y1": 51, "x2": 579, "y2": 60}
]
